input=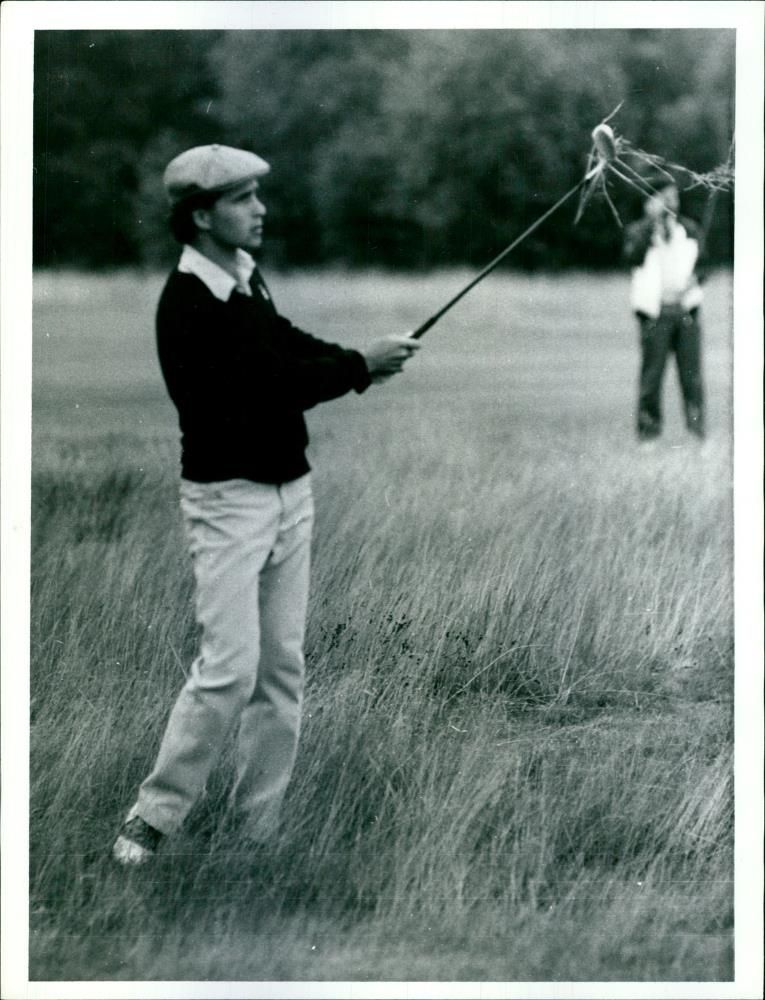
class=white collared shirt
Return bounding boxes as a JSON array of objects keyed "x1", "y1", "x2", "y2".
[
  {"x1": 629, "y1": 220, "x2": 703, "y2": 319},
  {"x1": 653, "y1": 219, "x2": 698, "y2": 305},
  {"x1": 178, "y1": 244, "x2": 256, "y2": 301}
]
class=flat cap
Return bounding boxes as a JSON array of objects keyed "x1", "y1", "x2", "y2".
[{"x1": 163, "y1": 144, "x2": 270, "y2": 205}]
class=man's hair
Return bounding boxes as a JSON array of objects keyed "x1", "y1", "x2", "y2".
[
  {"x1": 643, "y1": 176, "x2": 679, "y2": 199},
  {"x1": 169, "y1": 190, "x2": 221, "y2": 244}
]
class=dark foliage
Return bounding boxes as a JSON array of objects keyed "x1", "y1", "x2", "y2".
[{"x1": 33, "y1": 29, "x2": 734, "y2": 269}]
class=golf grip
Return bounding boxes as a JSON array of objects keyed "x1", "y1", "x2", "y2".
[{"x1": 410, "y1": 175, "x2": 590, "y2": 339}]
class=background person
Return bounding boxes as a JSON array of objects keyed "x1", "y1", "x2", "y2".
[
  {"x1": 113, "y1": 144, "x2": 420, "y2": 865},
  {"x1": 623, "y1": 180, "x2": 707, "y2": 442}
]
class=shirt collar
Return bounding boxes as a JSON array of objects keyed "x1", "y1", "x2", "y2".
[{"x1": 178, "y1": 245, "x2": 256, "y2": 301}]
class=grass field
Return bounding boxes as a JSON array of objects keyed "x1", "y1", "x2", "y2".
[{"x1": 29, "y1": 268, "x2": 734, "y2": 982}]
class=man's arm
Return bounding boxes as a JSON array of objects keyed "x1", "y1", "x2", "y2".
[
  {"x1": 157, "y1": 278, "x2": 419, "y2": 422},
  {"x1": 680, "y1": 215, "x2": 711, "y2": 284},
  {"x1": 276, "y1": 328, "x2": 419, "y2": 407},
  {"x1": 252, "y1": 272, "x2": 419, "y2": 382},
  {"x1": 272, "y1": 314, "x2": 418, "y2": 384},
  {"x1": 622, "y1": 218, "x2": 655, "y2": 268}
]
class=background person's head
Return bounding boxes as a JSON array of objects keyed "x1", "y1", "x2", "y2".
[
  {"x1": 164, "y1": 144, "x2": 270, "y2": 251},
  {"x1": 644, "y1": 180, "x2": 680, "y2": 222}
]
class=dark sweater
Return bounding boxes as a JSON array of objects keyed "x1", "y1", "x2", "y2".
[{"x1": 156, "y1": 268, "x2": 371, "y2": 484}]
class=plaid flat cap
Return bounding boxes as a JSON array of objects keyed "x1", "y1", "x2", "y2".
[{"x1": 163, "y1": 144, "x2": 270, "y2": 205}]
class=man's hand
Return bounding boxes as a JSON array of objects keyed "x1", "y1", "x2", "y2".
[
  {"x1": 645, "y1": 187, "x2": 678, "y2": 241},
  {"x1": 644, "y1": 192, "x2": 667, "y2": 222},
  {"x1": 362, "y1": 334, "x2": 421, "y2": 384}
]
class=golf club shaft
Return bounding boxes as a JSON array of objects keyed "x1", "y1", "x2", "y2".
[{"x1": 411, "y1": 174, "x2": 590, "y2": 339}]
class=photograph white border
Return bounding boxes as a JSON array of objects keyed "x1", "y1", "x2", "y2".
[{"x1": 2, "y1": 3, "x2": 762, "y2": 998}]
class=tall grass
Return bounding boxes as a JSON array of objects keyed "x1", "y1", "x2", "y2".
[{"x1": 29, "y1": 270, "x2": 733, "y2": 981}]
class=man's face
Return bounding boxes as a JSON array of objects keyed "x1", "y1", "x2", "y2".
[
  {"x1": 645, "y1": 184, "x2": 679, "y2": 221},
  {"x1": 195, "y1": 180, "x2": 266, "y2": 252},
  {"x1": 658, "y1": 184, "x2": 680, "y2": 214}
]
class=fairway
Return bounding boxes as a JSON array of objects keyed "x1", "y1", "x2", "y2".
[{"x1": 30, "y1": 268, "x2": 734, "y2": 982}]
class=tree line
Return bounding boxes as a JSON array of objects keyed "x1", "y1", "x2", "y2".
[{"x1": 33, "y1": 28, "x2": 734, "y2": 270}]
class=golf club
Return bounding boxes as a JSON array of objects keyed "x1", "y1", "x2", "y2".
[{"x1": 410, "y1": 167, "x2": 603, "y2": 340}]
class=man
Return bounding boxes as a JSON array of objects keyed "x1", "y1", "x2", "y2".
[
  {"x1": 113, "y1": 144, "x2": 419, "y2": 864},
  {"x1": 623, "y1": 180, "x2": 707, "y2": 442}
]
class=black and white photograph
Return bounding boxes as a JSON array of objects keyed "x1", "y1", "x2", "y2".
[{"x1": 1, "y1": 2, "x2": 763, "y2": 998}]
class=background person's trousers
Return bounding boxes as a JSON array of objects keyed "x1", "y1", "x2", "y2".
[
  {"x1": 636, "y1": 306, "x2": 705, "y2": 440},
  {"x1": 135, "y1": 475, "x2": 313, "y2": 840}
]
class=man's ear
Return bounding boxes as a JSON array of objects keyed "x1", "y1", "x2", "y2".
[{"x1": 192, "y1": 207, "x2": 212, "y2": 232}]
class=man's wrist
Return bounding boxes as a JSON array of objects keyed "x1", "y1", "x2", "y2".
[{"x1": 351, "y1": 349, "x2": 373, "y2": 392}]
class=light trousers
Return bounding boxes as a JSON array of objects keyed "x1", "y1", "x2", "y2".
[{"x1": 136, "y1": 474, "x2": 313, "y2": 840}]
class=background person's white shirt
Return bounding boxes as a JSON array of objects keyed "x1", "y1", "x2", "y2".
[{"x1": 630, "y1": 220, "x2": 703, "y2": 319}]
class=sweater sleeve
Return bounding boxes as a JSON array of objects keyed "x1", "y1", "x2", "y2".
[
  {"x1": 156, "y1": 276, "x2": 371, "y2": 428},
  {"x1": 268, "y1": 313, "x2": 372, "y2": 406},
  {"x1": 156, "y1": 287, "x2": 234, "y2": 418},
  {"x1": 623, "y1": 219, "x2": 654, "y2": 267},
  {"x1": 680, "y1": 216, "x2": 710, "y2": 284}
]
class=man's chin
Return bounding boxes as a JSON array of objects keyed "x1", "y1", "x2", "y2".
[{"x1": 244, "y1": 233, "x2": 263, "y2": 252}]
